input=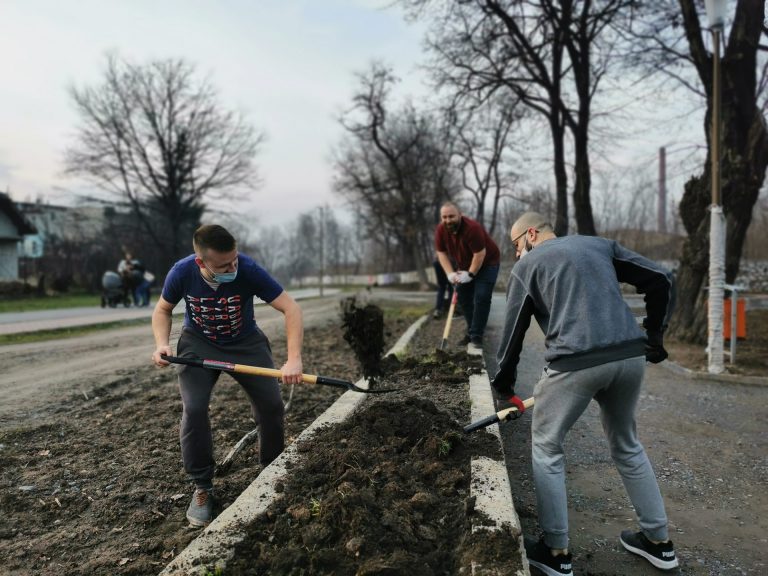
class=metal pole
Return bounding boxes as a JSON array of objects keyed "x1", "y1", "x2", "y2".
[
  {"x1": 730, "y1": 287, "x2": 737, "y2": 363},
  {"x1": 707, "y1": 27, "x2": 726, "y2": 374}
]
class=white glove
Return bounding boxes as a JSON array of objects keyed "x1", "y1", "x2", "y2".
[
  {"x1": 457, "y1": 271, "x2": 473, "y2": 284},
  {"x1": 448, "y1": 272, "x2": 459, "y2": 284}
]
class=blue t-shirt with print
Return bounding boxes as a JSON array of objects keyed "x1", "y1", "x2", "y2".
[{"x1": 162, "y1": 253, "x2": 283, "y2": 343}]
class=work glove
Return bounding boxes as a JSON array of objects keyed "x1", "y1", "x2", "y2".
[
  {"x1": 456, "y1": 271, "x2": 473, "y2": 284},
  {"x1": 645, "y1": 329, "x2": 668, "y2": 363},
  {"x1": 506, "y1": 395, "x2": 526, "y2": 419},
  {"x1": 447, "y1": 272, "x2": 459, "y2": 284}
]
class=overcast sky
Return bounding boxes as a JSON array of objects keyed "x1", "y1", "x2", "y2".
[
  {"x1": 0, "y1": 0, "x2": 429, "y2": 226},
  {"x1": 2, "y1": 0, "x2": 744, "y2": 234}
]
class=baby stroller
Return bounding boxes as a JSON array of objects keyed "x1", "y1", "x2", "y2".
[{"x1": 100, "y1": 270, "x2": 132, "y2": 308}]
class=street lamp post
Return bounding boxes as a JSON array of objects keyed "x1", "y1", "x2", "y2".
[{"x1": 704, "y1": 0, "x2": 727, "y2": 374}]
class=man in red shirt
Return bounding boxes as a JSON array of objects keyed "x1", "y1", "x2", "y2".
[{"x1": 435, "y1": 202, "x2": 500, "y2": 352}]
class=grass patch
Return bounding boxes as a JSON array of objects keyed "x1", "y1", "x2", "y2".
[
  {"x1": 381, "y1": 304, "x2": 431, "y2": 320},
  {"x1": 0, "y1": 317, "x2": 152, "y2": 346},
  {"x1": 0, "y1": 293, "x2": 101, "y2": 313}
]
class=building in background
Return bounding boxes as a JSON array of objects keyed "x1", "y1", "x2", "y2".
[{"x1": 0, "y1": 192, "x2": 37, "y2": 281}]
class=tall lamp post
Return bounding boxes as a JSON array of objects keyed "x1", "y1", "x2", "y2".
[{"x1": 704, "y1": 0, "x2": 727, "y2": 374}]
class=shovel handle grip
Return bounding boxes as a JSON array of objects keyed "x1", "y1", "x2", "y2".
[
  {"x1": 463, "y1": 396, "x2": 535, "y2": 433},
  {"x1": 161, "y1": 355, "x2": 320, "y2": 384}
]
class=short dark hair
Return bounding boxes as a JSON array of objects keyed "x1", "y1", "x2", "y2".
[{"x1": 193, "y1": 224, "x2": 237, "y2": 254}]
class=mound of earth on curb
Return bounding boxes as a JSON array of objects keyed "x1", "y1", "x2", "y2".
[{"x1": 226, "y1": 351, "x2": 525, "y2": 576}]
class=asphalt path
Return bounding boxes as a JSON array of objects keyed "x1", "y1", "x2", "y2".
[{"x1": 0, "y1": 288, "x2": 342, "y2": 335}]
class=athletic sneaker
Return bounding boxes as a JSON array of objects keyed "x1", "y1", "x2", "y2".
[
  {"x1": 524, "y1": 536, "x2": 573, "y2": 576},
  {"x1": 186, "y1": 488, "x2": 214, "y2": 527},
  {"x1": 620, "y1": 530, "x2": 679, "y2": 571},
  {"x1": 467, "y1": 341, "x2": 483, "y2": 354}
]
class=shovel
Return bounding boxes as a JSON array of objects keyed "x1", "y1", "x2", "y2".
[
  {"x1": 439, "y1": 289, "x2": 459, "y2": 351},
  {"x1": 463, "y1": 396, "x2": 535, "y2": 433},
  {"x1": 161, "y1": 354, "x2": 399, "y2": 394}
]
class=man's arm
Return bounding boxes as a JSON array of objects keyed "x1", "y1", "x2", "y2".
[
  {"x1": 436, "y1": 251, "x2": 454, "y2": 277},
  {"x1": 493, "y1": 278, "x2": 535, "y2": 396},
  {"x1": 268, "y1": 291, "x2": 304, "y2": 385},
  {"x1": 468, "y1": 248, "x2": 486, "y2": 276},
  {"x1": 151, "y1": 296, "x2": 176, "y2": 366}
]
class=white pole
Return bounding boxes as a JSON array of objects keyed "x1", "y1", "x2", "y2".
[{"x1": 707, "y1": 26, "x2": 725, "y2": 374}]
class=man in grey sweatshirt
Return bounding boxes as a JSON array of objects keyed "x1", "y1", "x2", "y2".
[{"x1": 492, "y1": 212, "x2": 678, "y2": 576}]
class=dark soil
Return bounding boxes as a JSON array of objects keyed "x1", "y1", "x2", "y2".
[
  {"x1": 226, "y1": 318, "x2": 524, "y2": 575},
  {"x1": 0, "y1": 310, "x2": 417, "y2": 576}
]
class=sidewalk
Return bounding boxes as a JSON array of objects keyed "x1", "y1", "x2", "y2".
[{"x1": 0, "y1": 288, "x2": 341, "y2": 336}]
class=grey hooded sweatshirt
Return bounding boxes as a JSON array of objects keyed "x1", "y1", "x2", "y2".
[{"x1": 495, "y1": 235, "x2": 674, "y2": 386}]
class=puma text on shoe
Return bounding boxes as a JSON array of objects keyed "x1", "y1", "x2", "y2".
[
  {"x1": 620, "y1": 529, "x2": 678, "y2": 571},
  {"x1": 524, "y1": 536, "x2": 574, "y2": 576}
]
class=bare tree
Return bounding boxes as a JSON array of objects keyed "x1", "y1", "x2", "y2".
[
  {"x1": 403, "y1": 0, "x2": 630, "y2": 236},
  {"x1": 65, "y1": 54, "x2": 264, "y2": 264},
  {"x1": 450, "y1": 97, "x2": 521, "y2": 236},
  {"x1": 333, "y1": 63, "x2": 457, "y2": 283}
]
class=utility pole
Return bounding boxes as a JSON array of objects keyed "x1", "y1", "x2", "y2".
[
  {"x1": 658, "y1": 147, "x2": 667, "y2": 233},
  {"x1": 318, "y1": 205, "x2": 325, "y2": 298}
]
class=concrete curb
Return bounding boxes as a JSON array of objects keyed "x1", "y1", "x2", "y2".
[
  {"x1": 467, "y1": 372, "x2": 530, "y2": 576},
  {"x1": 159, "y1": 314, "x2": 526, "y2": 575},
  {"x1": 659, "y1": 359, "x2": 768, "y2": 387}
]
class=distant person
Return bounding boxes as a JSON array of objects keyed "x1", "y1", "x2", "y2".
[
  {"x1": 151, "y1": 224, "x2": 304, "y2": 527},
  {"x1": 117, "y1": 250, "x2": 152, "y2": 307},
  {"x1": 492, "y1": 212, "x2": 677, "y2": 575},
  {"x1": 434, "y1": 202, "x2": 500, "y2": 352},
  {"x1": 117, "y1": 250, "x2": 137, "y2": 305}
]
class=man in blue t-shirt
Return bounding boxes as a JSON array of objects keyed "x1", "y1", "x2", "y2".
[{"x1": 152, "y1": 224, "x2": 304, "y2": 527}]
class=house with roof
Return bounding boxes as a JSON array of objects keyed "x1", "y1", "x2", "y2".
[{"x1": 0, "y1": 192, "x2": 36, "y2": 281}]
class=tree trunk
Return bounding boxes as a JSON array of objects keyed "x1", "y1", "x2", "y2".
[
  {"x1": 669, "y1": 0, "x2": 768, "y2": 343},
  {"x1": 550, "y1": 112, "x2": 569, "y2": 236},
  {"x1": 572, "y1": 125, "x2": 596, "y2": 235}
]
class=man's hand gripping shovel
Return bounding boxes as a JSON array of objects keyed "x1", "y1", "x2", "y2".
[{"x1": 463, "y1": 396, "x2": 535, "y2": 433}]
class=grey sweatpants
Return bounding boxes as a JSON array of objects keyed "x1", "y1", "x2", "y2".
[
  {"x1": 532, "y1": 356, "x2": 669, "y2": 549},
  {"x1": 175, "y1": 327, "x2": 285, "y2": 490}
]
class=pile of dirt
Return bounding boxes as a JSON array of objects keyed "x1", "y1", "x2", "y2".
[
  {"x1": 226, "y1": 340, "x2": 524, "y2": 576},
  {"x1": 0, "y1": 310, "x2": 417, "y2": 576}
]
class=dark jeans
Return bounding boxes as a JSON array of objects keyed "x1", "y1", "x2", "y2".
[
  {"x1": 175, "y1": 328, "x2": 285, "y2": 490},
  {"x1": 433, "y1": 260, "x2": 453, "y2": 311},
  {"x1": 456, "y1": 264, "x2": 499, "y2": 341}
]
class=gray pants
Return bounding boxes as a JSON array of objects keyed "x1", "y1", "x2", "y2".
[
  {"x1": 176, "y1": 327, "x2": 285, "y2": 490},
  {"x1": 532, "y1": 356, "x2": 669, "y2": 549}
]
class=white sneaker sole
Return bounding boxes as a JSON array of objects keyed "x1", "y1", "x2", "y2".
[{"x1": 621, "y1": 538, "x2": 679, "y2": 570}]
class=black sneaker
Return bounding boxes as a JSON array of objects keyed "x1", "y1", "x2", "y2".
[
  {"x1": 524, "y1": 536, "x2": 573, "y2": 576},
  {"x1": 458, "y1": 334, "x2": 471, "y2": 346},
  {"x1": 620, "y1": 530, "x2": 678, "y2": 571}
]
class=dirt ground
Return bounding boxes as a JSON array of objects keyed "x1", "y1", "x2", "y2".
[
  {"x1": 0, "y1": 296, "x2": 765, "y2": 576},
  {"x1": 0, "y1": 300, "x2": 421, "y2": 576},
  {"x1": 664, "y1": 309, "x2": 768, "y2": 377},
  {"x1": 227, "y1": 339, "x2": 518, "y2": 576}
]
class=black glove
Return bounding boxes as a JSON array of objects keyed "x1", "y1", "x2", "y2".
[
  {"x1": 645, "y1": 329, "x2": 668, "y2": 363},
  {"x1": 491, "y1": 369, "x2": 516, "y2": 396}
]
